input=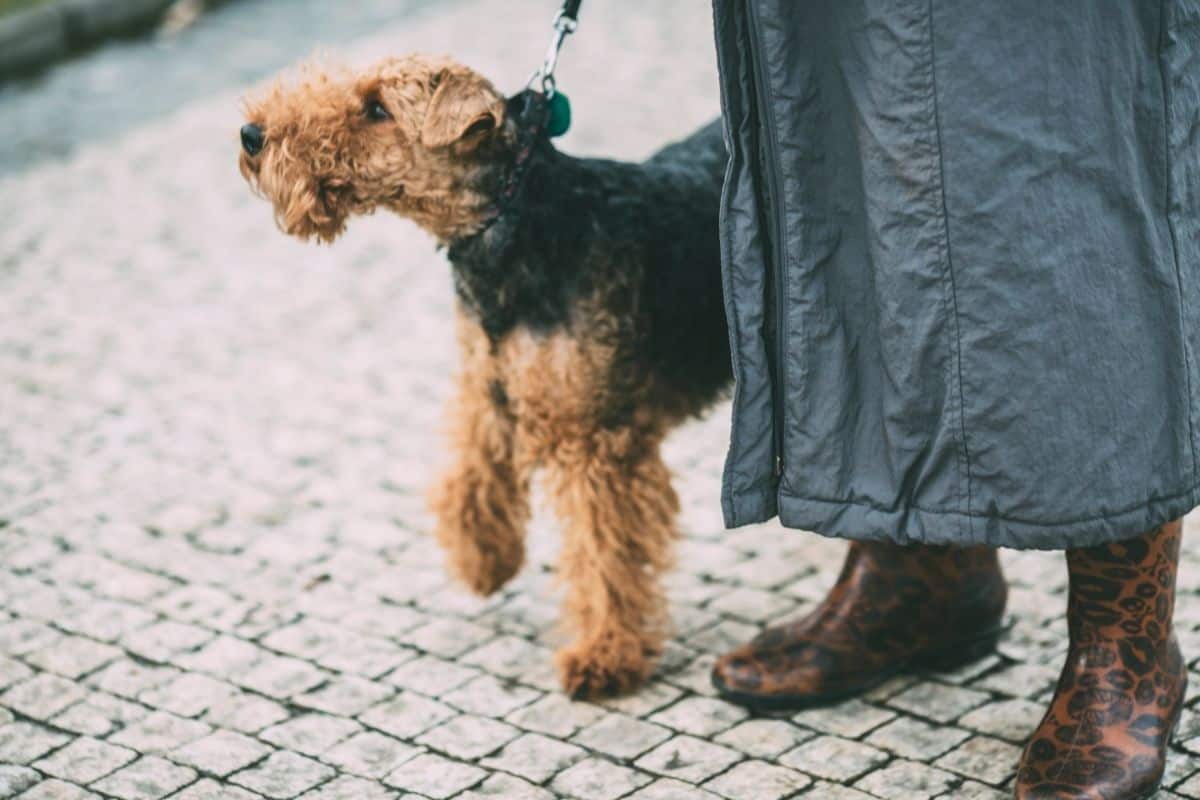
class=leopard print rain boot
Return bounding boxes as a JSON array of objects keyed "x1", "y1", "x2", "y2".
[
  {"x1": 711, "y1": 541, "x2": 1008, "y2": 710},
  {"x1": 1015, "y1": 521, "x2": 1188, "y2": 800}
]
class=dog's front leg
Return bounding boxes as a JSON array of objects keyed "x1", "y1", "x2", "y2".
[
  {"x1": 428, "y1": 315, "x2": 531, "y2": 596},
  {"x1": 544, "y1": 427, "x2": 679, "y2": 698}
]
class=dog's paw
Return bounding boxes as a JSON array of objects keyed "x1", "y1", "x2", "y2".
[
  {"x1": 435, "y1": 522, "x2": 524, "y2": 597},
  {"x1": 556, "y1": 637, "x2": 653, "y2": 699},
  {"x1": 455, "y1": 548, "x2": 522, "y2": 597}
]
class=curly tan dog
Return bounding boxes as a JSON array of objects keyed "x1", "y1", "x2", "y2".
[{"x1": 238, "y1": 54, "x2": 729, "y2": 697}]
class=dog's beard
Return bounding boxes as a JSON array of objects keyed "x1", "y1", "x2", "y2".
[{"x1": 245, "y1": 157, "x2": 350, "y2": 244}]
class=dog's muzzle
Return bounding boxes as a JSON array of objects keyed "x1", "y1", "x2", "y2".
[{"x1": 240, "y1": 123, "x2": 265, "y2": 156}]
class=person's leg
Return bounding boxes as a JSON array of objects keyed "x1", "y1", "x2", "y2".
[
  {"x1": 1015, "y1": 521, "x2": 1187, "y2": 800},
  {"x1": 711, "y1": 541, "x2": 1007, "y2": 709}
]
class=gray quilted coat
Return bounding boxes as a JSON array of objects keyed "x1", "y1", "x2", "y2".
[{"x1": 711, "y1": 1, "x2": 1200, "y2": 548}]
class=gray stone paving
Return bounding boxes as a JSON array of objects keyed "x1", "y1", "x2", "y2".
[{"x1": 1, "y1": 1, "x2": 1199, "y2": 798}]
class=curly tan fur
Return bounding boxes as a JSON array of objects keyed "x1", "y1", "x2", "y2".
[
  {"x1": 496, "y1": 322, "x2": 679, "y2": 696},
  {"x1": 431, "y1": 307, "x2": 679, "y2": 695},
  {"x1": 428, "y1": 315, "x2": 531, "y2": 597},
  {"x1": 239, "y1": 54, "x2": 727, "y2": 698}
]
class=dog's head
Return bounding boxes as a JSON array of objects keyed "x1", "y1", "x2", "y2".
[{"x1": 239, "y1": 54, "x2": 512, "y2": 243}]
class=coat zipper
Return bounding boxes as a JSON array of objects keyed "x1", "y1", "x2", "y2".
[{"x1": 745, "y1": 0, "x2": 787, "y2": 479}]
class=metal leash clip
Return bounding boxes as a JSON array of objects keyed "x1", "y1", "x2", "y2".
[{"x1": 527, "y1": 1, "x2": 581, "y2": 98}]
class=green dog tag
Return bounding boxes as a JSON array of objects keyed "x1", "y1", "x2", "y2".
[{"x1": 547, "y1": 91, "x2": 571, "y2": 137}]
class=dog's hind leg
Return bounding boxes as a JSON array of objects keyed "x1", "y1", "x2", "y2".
[
  {"x1": 429, "y1": 314, "x2": 531, "y2": 596},
  {"x1": 545, "y1": 426, "x2": 679, "y2": 698}
]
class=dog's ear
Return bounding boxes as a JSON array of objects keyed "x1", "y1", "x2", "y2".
[{"x1": 421, "y1": 69, "x2": 504, "y2": 148}]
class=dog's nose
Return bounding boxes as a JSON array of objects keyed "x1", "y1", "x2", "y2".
[{"x1": 240, "y1": 123, "x2": 265, "y2": 156}]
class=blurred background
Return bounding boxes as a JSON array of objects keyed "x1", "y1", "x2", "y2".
[{"x1": 0, "y1": 3, "x2": 1197, "y2": 799}]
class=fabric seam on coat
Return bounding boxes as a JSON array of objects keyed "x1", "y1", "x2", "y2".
[
  {"x1": 747, "y1": 1, "x2": 796, "y2": 498},
  {"x1": 711, "y1": 0, "x2": 752, "y2": 525},
  {"x1": 776, "y1": 484, "x2": 1198, "y2": 549},
  {"x1": 779, "y1": 474, "x2": 1200, "y2": 527},
  {"x1": 1157, "y1": 0, "x2": 1199, "y2": 485},
  {"x1": 925, "y1": 0, "x2": 975, "y2": 528}
]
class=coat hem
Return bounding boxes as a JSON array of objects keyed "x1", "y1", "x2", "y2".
[
  {"x1": 724, "y1": 483, "x2": 1199, "y2": 550},
  {"x1": 722, "y1": 478, "x2": 777, "y2": 530}
]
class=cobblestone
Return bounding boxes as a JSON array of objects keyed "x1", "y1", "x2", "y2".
[
  {"x1": 298, "y1": 775, "x2": 398, "y2": 800},
  {"x1": 865, "y1": 717, "x2": 973, "y2": 761},
  {"x1": 600, "y1": 682, "x2": 684, "y2": 719},
  {"x1": 885, "y1": 681, "x2": 991, "y2": 724},
  {"x1": 932, "y1": 735, "x2": 1024, "y2": 787},
  {"x1": 201, "y1": 692, "x2": 290, "y2": 734},
  {"x1": 957, "y1": 698, "x2": 1047, "y2": 743},
  {"x1": 418, "y1": 714, "x2": 520, "y2": 761},
  {"x1": 168, "y1": 730, "x2": 273, "y2": 776},
  {"x1": 504, "y1": 693, "x2": 605, "y2": 739},
  {"x1": 385, "y1": 655, "x2": 480, "y2": 698},
  {"x1": 385, "y1": 753, "x2": 486, "y2": 798},
  {"x1": 703, "y1": 760, "x2": 811, "y2": 800},
  {"x1": 51, "y1": 693, "x2": 146, "y2": 737},
  {"x1": 170, "y1": 780, "x2": 260, "y2": 800},
  {"x1": 108, "y1": 712, "x2": 212, "y2": 755},
  {"x1": 778, "y1": 736, "x2": 890, "y2": 783},
  {"x1": 635, "y1": 736, "x2": 742, "y2": 784},
  {"x1": 140, "y1": 674, "x2": 239, "y2": 718},
  {"x1": 0, "y1": 766, "x2": 39, "y2": 798},
  {"x1": 15, "y1": 780, "x2": 101, "y2": 800},
  {"x1": 295, "y1": 676, "x2": 394, "y2": 717},
  {"x1": 230, "y1": 751, "x2": 336, "y2": 799},
  {"x1": 22, "y1": 637, "x2": 122, "y2": 679},
  {"x1": 90, "y1": 757, "x2": 197, "y2": 800},
  {"x1": 0, "y1": 722, "x2": 69, "y2": 765},
  {"x1": 626, "y1": 778, "x2": 719, "y2": 800},
  {"x1": 791, "y1": 698, "x2": 897, "y2": 739},
  {"x1": 2, "y1": 1, "x2": 1199, "y2": 799},
  {"x1": 549, "y1": 758, "x2": 653, "y2": 800},
  {"x1": 572, "y1": 715, "x2": 674, "y2": 761},
  {"x1": 1182, "y1": 774, "x2": 1200, "y2": 798},
  {"x1": 442, "y1": 675, "x2": 541, "y2": 718},
  {"x1": 806, "y1": 782, "x2": 876, "y2": 800},
  {"x1": 647, "y1": 696, "x2": 748, "y2": 738},
  {"x1": 236, "y1": 655, "x2": 328, "y2": 699},
  {"x1": 0, "y1": 658, "x2": 32, "y2": 691},
  {"x1": 854, "y1": 760, "x2": 959, "y2": 799},
  {"x1": 946, "y1": 782, "x2": 1010, "y2": 800},
  {"x1": 0, "y1": 623, "x2": 60, "y2": 659},
  {"x1": 32, "y1": 737, "x2": 137, "y2": 784},
  {"x1": 1, "y1": 674, "x2": 86, "y2": 719},
  {"x1": 360, "y1": 693, "x2": 457, "y2": 740},
  {"x1": 480, "y1": 734, "x2": 586, "y2": 784},
  {"x1": 713, "y1": 719, "x2": 814, "y2": 759},
  {"x1": 259, "y1": 713, "x2": 362, "y2": 757},
  {"x1": 87, "y1": 661, "x2": 179, "y2": 701},
  {"x1": 321, "y1": 731, "x2": 420, "y2": 780}
]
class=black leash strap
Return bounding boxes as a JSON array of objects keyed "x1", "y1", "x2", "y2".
[{"x1": 561, "y1": 0, "x2": 583, "y2": 23}]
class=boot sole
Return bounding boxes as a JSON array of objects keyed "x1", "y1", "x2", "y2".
[{"x1": 712, "y1": 623, "x2": 1008, "y2": 713}]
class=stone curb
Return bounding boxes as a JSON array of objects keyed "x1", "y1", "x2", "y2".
[{"x1": 0, "y1": 0, "x2": 175, "y2": 80}]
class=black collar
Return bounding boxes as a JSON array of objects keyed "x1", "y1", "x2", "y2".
[{"x1": 477, "y1": 90, "x2": 551, "y2": 230}]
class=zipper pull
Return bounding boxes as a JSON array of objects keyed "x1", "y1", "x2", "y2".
[{"x1": 775, "y1": 454, "x2": 783, "y2": 477}]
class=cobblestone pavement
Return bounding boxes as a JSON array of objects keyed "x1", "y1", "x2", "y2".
[{"x1": 2, "y1": 2, "x2": 1199, "y2": 799}]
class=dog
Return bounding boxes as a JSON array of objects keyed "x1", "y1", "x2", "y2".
[{"x1": 238, "y1": 54, "x2": 730, "y2": 697}]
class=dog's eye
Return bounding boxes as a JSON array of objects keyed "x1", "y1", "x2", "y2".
[{"x1": 364, "y1": 99, "x2": 391, "y2": 122}]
